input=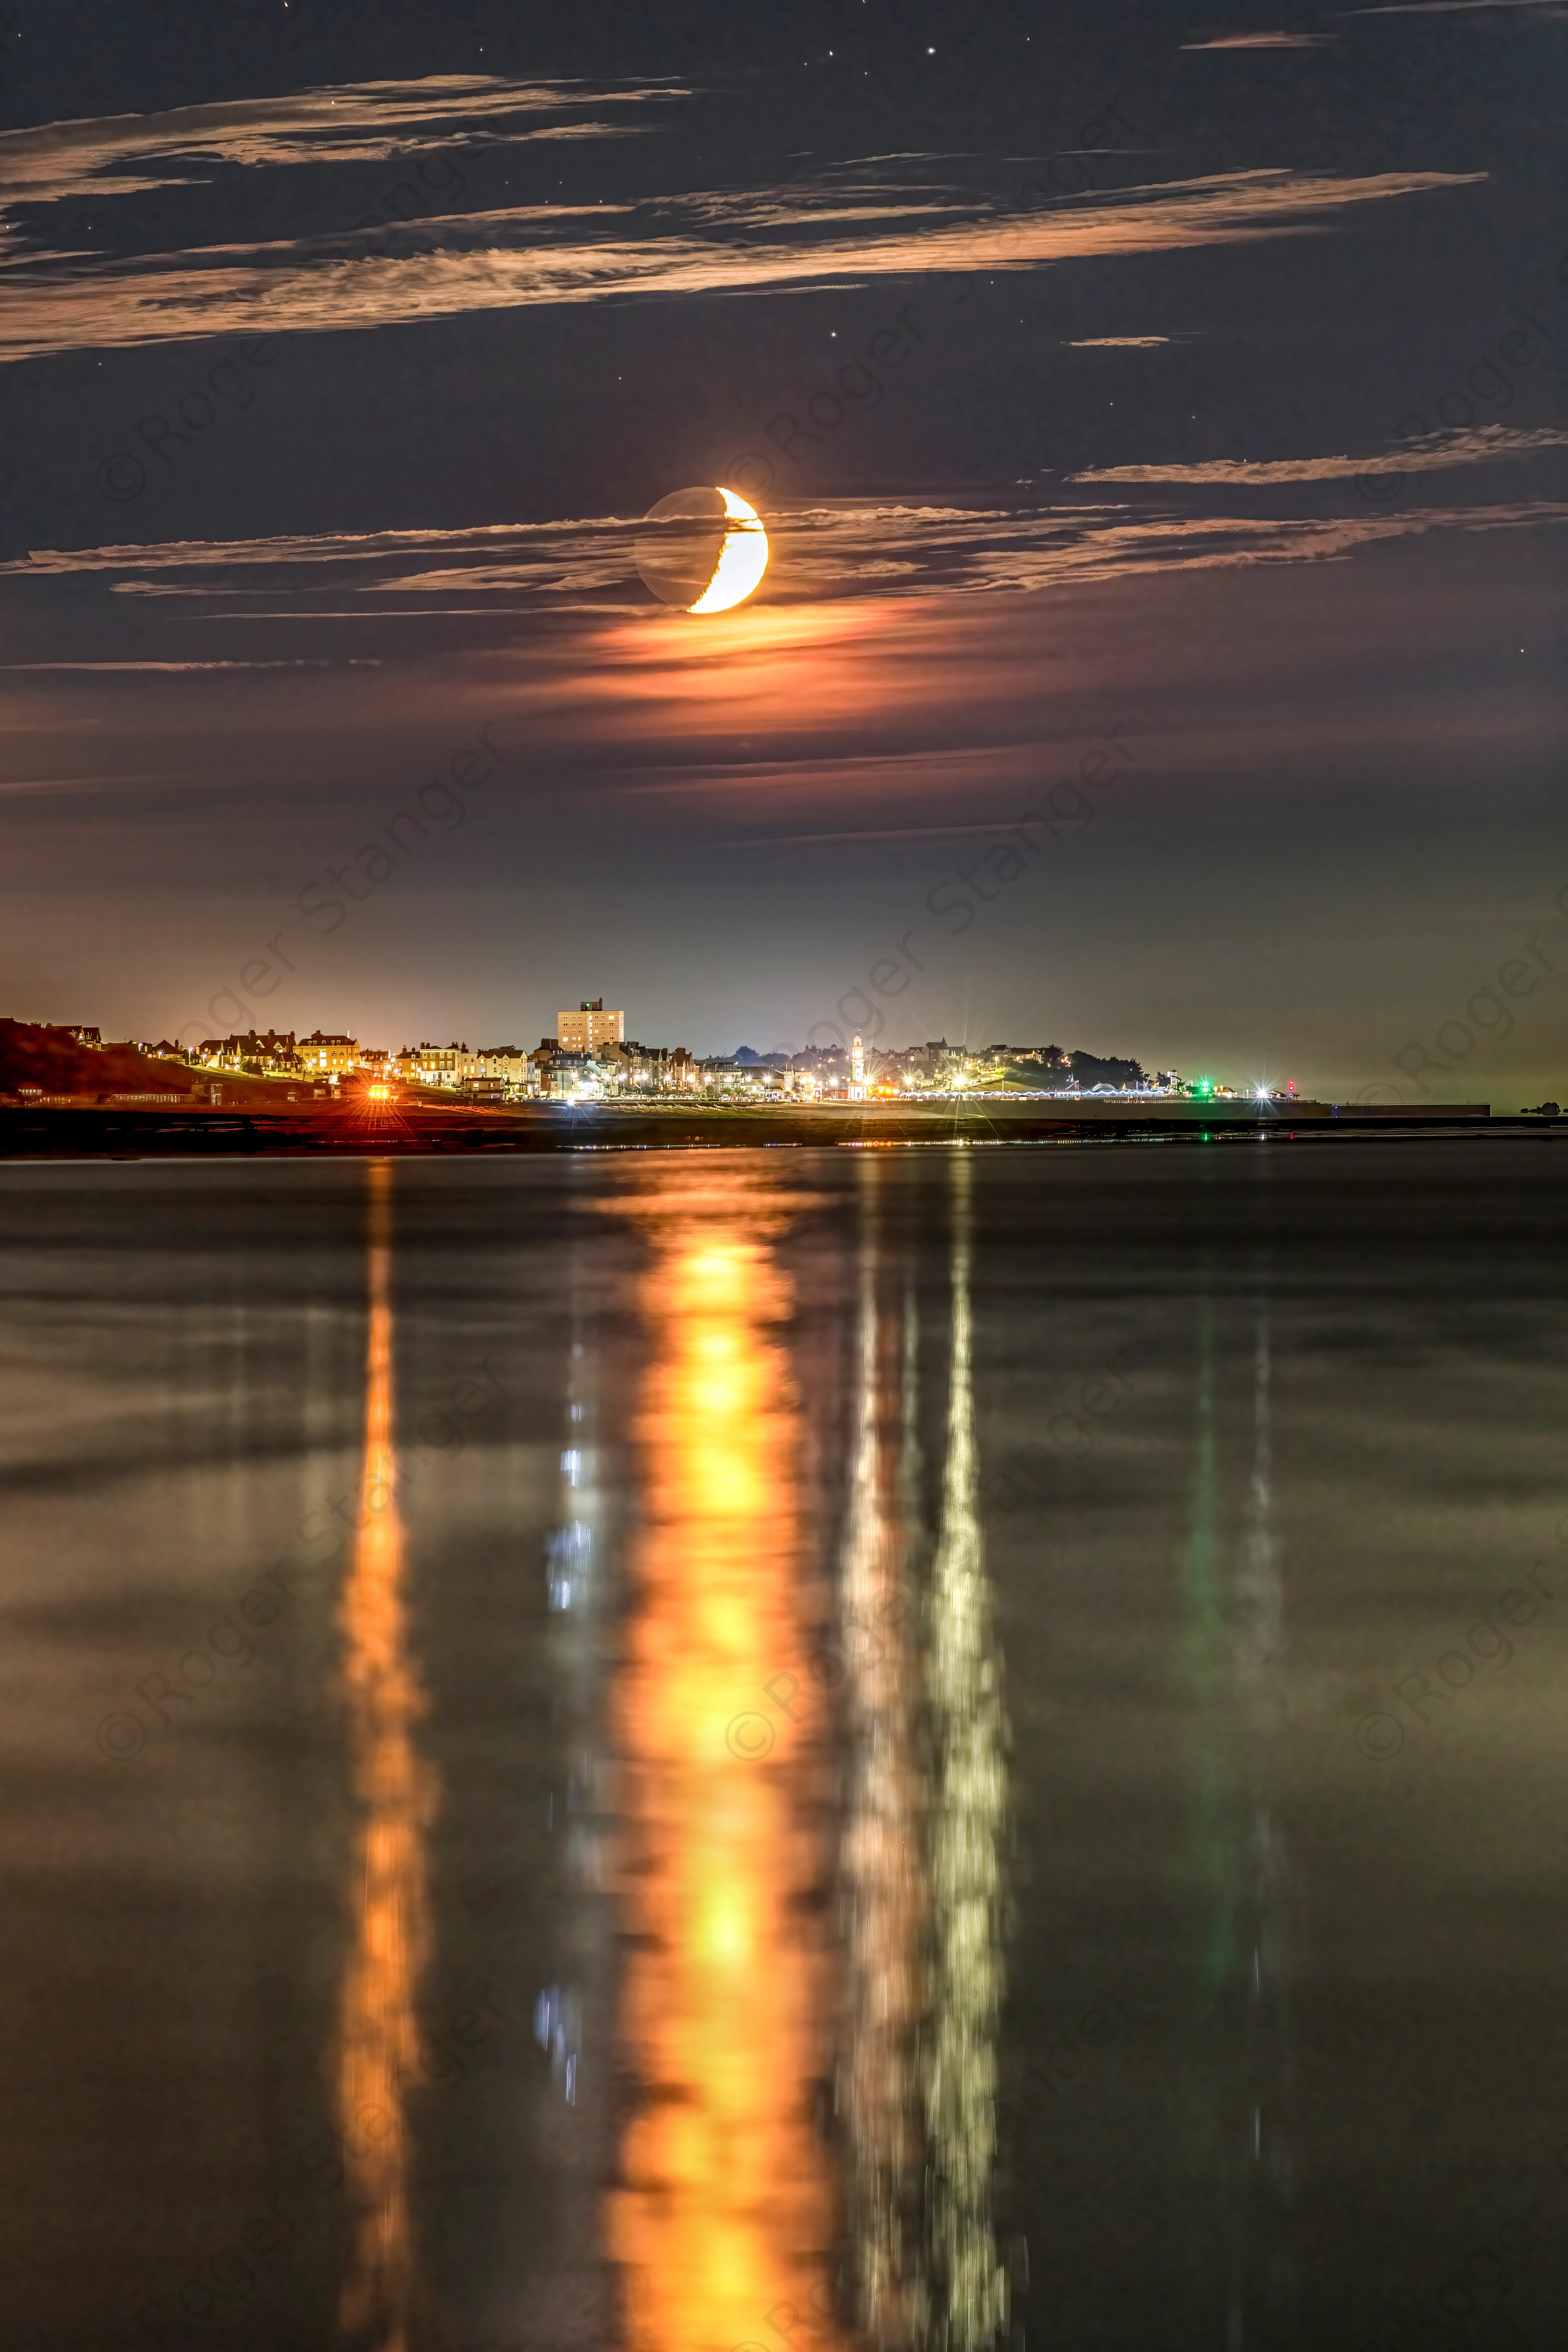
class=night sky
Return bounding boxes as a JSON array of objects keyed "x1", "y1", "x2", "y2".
[{"x1": 0, "y1": 0, "x2": 1563, "y2": 1101}]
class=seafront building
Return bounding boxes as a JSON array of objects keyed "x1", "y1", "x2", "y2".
[
  {"x1": 394, "y1": 1042, "x2": 479, "y2": 1088},
  {"x1": 158, "y1": 994, "x2": 1215, "y2": 1107},
  {"x1": 473, "y1": 1047, "x2": 533, "y2": 1102},
  {"x1": 298, "y1": 1030, "x2": 359, "y2": 1076},
  {"x1": 193, "y1": 1027, "x2": 304, "y2": 1074},
  {"x1": 557, "y1": 1000, "x2": 625, "y2": 1052}
]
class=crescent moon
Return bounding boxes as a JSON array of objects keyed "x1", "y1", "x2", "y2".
[
  {"x1": 689, "y1": 489, "x2": 769, "y2": 613},
  {"x1": 635, "y1": 486, "x2": 770, "y2": 614}
]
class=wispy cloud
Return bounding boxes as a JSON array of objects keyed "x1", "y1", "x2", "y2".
[
  {"x1": 0, "y1": 769, "x2": 172, "y2": 797},
  {"x1": 1182, "y1": 31, "x2": 1337, "y2": 47},
  {"x1": 715, "y1": 821, "x2": 1021, "y2": 847},
  {"x1": 1072, "y1": 425, "x2": 1568, "y2": 482},
  {"x1": 0, "y1": 657, "x2": 383, "y2": 669},
  {"x1": 0, "y1": 517, "x2": 630, "y2": 574},
  {"x1": 4, "y1": 485, "x2": 1561, "y2": 632},
  {"x1": 779, "y1": 496, "x2": 1568, "y2": 598},
  {"x1": 0, "y1": 161, "x2": 1483, "y2": 361},
  {"x1": 0, "y1": 76, "x2": 683, "y2": 215},
  {"x1": 1343, "y1": 0, "x2": 1562, "y2": 14}
]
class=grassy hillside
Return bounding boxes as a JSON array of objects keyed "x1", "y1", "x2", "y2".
[{"x1": 0, "y1": 1018, "x2": 200, "y2": 1100}]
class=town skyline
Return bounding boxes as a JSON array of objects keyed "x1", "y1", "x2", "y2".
[
  {"x1": 3, "y1": 1009, "x2": 1256, "y2": 1098},
  {"x1": 12, "y1": 1006, "x2": 1505, "y2": 1111}
]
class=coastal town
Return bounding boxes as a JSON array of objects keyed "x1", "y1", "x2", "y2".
[{"x1": 19, "y1": 1001, "x2": 1250, "y2": 1104}]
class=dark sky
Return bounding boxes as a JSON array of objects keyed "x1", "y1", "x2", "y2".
[{"x1": 0, "y1": 0, "x2": 1563, "y2": 1100}]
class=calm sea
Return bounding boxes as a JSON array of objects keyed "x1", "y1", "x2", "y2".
[{"x1": 2, "y1": 1138, "x2": 1565, "y2": 2352}]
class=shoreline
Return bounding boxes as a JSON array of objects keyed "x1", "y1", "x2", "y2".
[{"x1": 0, "y1": 1096, "x2": 1543, "y2": 1160}]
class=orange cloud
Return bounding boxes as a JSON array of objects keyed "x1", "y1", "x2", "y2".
[
  {"x1": 0, "y1": 161, "x2": 1483, "y2": 361},
  {"x1": 6, "y1": 484, "x2": 1562, "y2": 634},
  {"x1": 1073, "y1": 425, "x2": 1568, "y2": 482},
  {"x1": 0, "y1": 75, "x2": 679, "y2": 214}
]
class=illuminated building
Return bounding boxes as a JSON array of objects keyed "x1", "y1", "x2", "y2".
[
  {"x1": 543, "y1": 1051, "x2": 599, "y2": 1099},
  {"x1": 195, "y1": 1027, "x2": 299, "y2": 1071},
  {"x1": 300, "y1": 1029, "x2": 359, "y2": 1076},
  {"x1": 475, "y1": 1046, "x2": 532, "y2": 1097},
  {"x1": 408, "y1": 1042, "x2": 477, "y2": 1088},
  {"x1": 557, "y1": 999, "x2": 625, "y2": 1052}
]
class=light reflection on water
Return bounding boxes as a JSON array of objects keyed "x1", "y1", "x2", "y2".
[
  {"x1": 7, "y1": 1141, "x2": 1568, "y2": 2352},
  {"x1": 922, "y1": 1162, "x2": 1009, "y2": 2352},
  {"x1": 605, "y1": 1167, "x2": 847, "y2": 2351},
  {"x1": 839, "y1": 1162, "x2": 928, "y2": 2350},
  {"x1": 601, "y1": 1153, "x2": 1009, "y2": 2352},
  {"x1": 334, "y1": 1161, "x2": 438, "y2": 2352}
]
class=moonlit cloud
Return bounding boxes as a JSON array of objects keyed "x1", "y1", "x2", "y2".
[
  {"x1": 1182, "y1": 31, "x2": 1337, "y2": 47},
  {"x1": 782, "y1": 497, "x2": 1568, "y2": 599},
  {"x1": 0, "y1": 77, "x2": 683, "y2": 214},
  {"x1": 1343, "y1": 0, "x2": 1561, "y2": 14},
  {"x1": 0, "y1": 161, "x2": 1483, "y2": 360},
  {"x1": 0, "y1": 657, "x2": 383, "y2": 669},
  {"x1": 715, "y1": 821, "x2": 1026, "y2": 847},
  {"x1": 0, "y1": 517, "x2": 630, "y2": 574},
  {"x1": 0, "y1": 770, "x2": 172, "y2": 798},
  {"x1": 5, "y1": 487, "x2": 1560, "y2": 637},
  {"x1": 1072, "y1": 425, "x2": 1568, "y2": 482}
]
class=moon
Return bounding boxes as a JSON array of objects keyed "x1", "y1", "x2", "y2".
[{"x1": 634, "y1": 486, "x2": 769, "y2": 614}]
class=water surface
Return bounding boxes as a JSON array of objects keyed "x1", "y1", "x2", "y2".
[{"x1": 3, "y1": 1137, "x2": 1566, "y2": 2351}]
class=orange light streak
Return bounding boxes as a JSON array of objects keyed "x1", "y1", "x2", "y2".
[
  {"x1": 840, "y1": 1174, "x2": 928, "y2": 2349},
  {"x1": 606, "y1": 1167, "x2": 846, "y2": 2352},
  {"x1": 334, "y1": 1160, "x2": 437, "y2": 2352}
]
